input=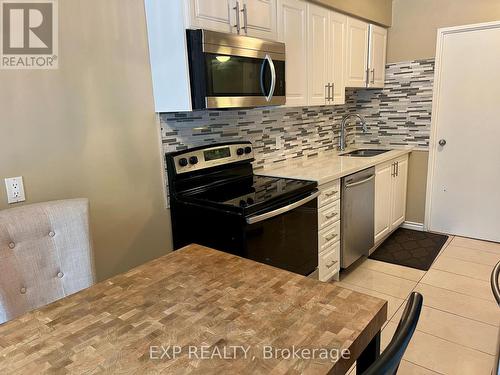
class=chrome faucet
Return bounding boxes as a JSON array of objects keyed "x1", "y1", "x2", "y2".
[{"x1": 339, "y1": 114, "x2": 368, "y2": 151}]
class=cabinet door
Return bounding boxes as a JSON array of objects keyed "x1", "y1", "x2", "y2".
[
  {"x1": 328, "y1": 11, "x2": 346, "y2": 105},
  {"x1": 242, "y1": 0, "x2": 277, "y2": 39},
  {"x1": 187, "y1": 0, "x2": 233, "y2": 33},
  {"x1": 278, "y1": 0, "x2": 307, "y2": 106},
  {"x1": 391, "y1": 156, "x2": 409, "y2": 228},
  {"x1": 345, "y1": 17, "x2": 369, "y2": 88},
  {"x1": 368, "y1": 24, "x2": 387, "y2": 88},
  {"x1": 374, "y1": 161, "x2": 393, "y2": 243},
  {"x1": 307, "y1": 3, "x2": 330, "y2": 105}
]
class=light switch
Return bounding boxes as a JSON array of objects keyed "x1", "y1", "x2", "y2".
[{"x1": 5, "y1": 176, "x2": 26, "y2": 204}]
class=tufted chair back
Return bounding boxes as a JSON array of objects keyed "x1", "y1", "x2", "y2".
[{"x1": 0, "y1": 198, "x2": 95, "y2": 324}]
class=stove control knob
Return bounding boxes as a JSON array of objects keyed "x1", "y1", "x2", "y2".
[
  {"x1": 239, "y1": 200, "x2": 248, "y2": 207},
  {"x1": 236, "y1": 148, "x2": 245, "y2": 156},
  {"x1": 189, "y1": 156, "x2": 198, "y2": 165},
  {"x1": 244, "y1": 147, "x2": 252, "y2": 154},
  {"x1": 247, "y1": 198, "x2": 254, "y2": 205},
  {"x1": 178, "y1": 158, "x2": 188, "y2": 167}
]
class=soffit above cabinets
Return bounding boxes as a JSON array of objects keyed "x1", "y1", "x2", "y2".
[{"x1": 308, "y1": 0, "x2": 393, "y2": 27}]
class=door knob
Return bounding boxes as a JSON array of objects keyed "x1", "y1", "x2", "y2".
[{"x1": 438, "y1": 139, "x2": 447, "y2": 146}]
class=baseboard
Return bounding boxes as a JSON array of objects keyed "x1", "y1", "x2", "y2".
[{"x1": 401, "y1": 221, "x2": 425, "y2": 231}]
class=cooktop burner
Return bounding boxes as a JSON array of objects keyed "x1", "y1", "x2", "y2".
[{"x1": 180, "y1": 175, "x2": 317, "y2": 215}]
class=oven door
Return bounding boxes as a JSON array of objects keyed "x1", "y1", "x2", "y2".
[{"x1": 243, "y1": 191, "x2": 319, "y2": 276}]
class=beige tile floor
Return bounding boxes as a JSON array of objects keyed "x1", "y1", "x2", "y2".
[{"x1": 339, "y1": 235, "x2": 500, "y2": 375}]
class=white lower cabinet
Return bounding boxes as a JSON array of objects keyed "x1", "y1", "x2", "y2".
[
  {"x1": 374, "y1": 155, "x2": 409, "y2": 244},
  {"x1": 317, "y1": 179, "x2": 341, "y2": 281}
]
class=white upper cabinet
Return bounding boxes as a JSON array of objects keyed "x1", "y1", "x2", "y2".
[
  {"x1": 345, "y1": 17, "x2": 369, "y2": 88},
  {"x1": 186, "y1": 0, "x2": 277, "y2": 40},
  {"x1": 329, "y1": 11, "x2": 347, "y2": 105},
  {"x1": 186, "y1": 0, "x2": 234, "y2": 33},
  {"x1": 368, "y1": 24, "x2": 387, "y2": 88},
  {"x1": 278, "y1": 1, "x2": 347, "y2": 107},
  {"x1": 307, "y1": 3, "x2": 330, "y2": 106},
  {"x1": 345, "y1": 17, "x2": 387, "y2": 89},
  {"x1": 278, "y1": 0, "x2": 308, "y2": 106},
  {"x1": 241, "y1": 0, "x2": 277, "y2": 39}
]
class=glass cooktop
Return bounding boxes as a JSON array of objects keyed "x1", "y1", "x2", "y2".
[{"x1": 180, "y1": 175, "x2": 317, "y2": 214}]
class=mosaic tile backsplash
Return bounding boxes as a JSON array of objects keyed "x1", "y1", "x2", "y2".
[
  {"x1": 354, "y1": 59, "x2": 435, "y2": 148},
  {"x1": 159, "y1": 59, "x2": 435, "y2": 171}
]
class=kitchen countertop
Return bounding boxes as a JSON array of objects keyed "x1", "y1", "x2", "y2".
[
  {"x1": 257, "y1": 147, "x2": 414, "y2": 185},
  {"x1": 0, "y1": 244, "x2": 387, "y2": 375}
]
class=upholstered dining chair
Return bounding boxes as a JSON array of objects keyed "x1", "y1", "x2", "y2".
[{"x1": 0, "y1": 198, "x2": 95, "y2": 324}]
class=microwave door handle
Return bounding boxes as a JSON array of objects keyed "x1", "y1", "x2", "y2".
[
  {"x1": 246, "y1": 191, "x2": 320, "y2": 225},
  {"x1": 260, "y1": 54, "x2": 276, "y2": 102}
]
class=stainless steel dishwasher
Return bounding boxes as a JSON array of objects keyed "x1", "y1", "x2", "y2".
[{"x1": 341, "y1": 167, "x2": 375, "y2": 269}]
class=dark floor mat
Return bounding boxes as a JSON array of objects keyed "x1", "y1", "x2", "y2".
[{"x1": 369, "y1": 228, "x2": 449, "y2": 271}]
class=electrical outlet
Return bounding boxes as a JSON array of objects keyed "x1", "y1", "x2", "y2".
[{"x1": 5, "y1": 176, "x2": 26, "y2": 204}]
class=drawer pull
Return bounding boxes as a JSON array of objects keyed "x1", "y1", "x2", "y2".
[
  {"x1": 325, "y1": 233, "x2": 338, "y2": 241},
  {"x1": 325, "y1": 190, "x2": 338, "y2": 197},
  {"x1": 326, "y1": 261, "x2": 336, "y2": 268},
  {"x1": 325, "y1": 212, "x2": 338, "y2": 219}
]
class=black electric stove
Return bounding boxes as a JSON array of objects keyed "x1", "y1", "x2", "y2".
[{"x1": 166, "y1": 142, "x2": 319, "y2": 276}]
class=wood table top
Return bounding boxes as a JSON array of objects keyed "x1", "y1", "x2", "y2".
[{"x1": 0, "y1": 244, "x2": 387, "y2": 374}]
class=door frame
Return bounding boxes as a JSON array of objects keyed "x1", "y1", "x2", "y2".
[{"x1": 424, "y1": 21, "x2": 500, "y2": 231}]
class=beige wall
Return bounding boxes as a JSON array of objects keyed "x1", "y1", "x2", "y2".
[
  {"x1": 388, "y1": 0, "x2": 500, "y2": 62},
  {"x1": 311, "y1": 0, "x2": 392, "y2": 26},
  {"x1": 406, "y1": 151, "x2": 429, "y2": 224},
  {"x1": 0, "y1": 0, "x2": 172, "y2": 281}
]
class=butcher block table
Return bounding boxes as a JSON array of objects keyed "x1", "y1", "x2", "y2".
[{"x1": 0, "y1": 244, "x2": 387, "y2": 374}]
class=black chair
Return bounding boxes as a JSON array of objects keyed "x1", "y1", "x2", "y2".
[
  {"x1": 491, "y1": 261, "x2": 500, "y2": 375},
  {"x1": 362, "y1": 292, "x2": 423, "y2": 375},
  {"x1": 491, "y1": 261, "x2": 500, "y2": 306}
]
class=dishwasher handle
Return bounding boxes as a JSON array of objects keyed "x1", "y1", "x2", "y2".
[
  {"x1": 345, "y1": 174, "x2": 375, "y2": 189},
  {"x1": 246, "y1": 191, "x2": 320, "y2": 225}
]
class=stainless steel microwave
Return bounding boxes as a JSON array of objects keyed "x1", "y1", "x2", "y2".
[{"x1": 186, "y1": 29, "x2": 286, "y2": 110}]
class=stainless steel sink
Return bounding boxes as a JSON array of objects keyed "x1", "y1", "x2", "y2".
[{"x1": 341, "y1": 149, "x2": 391, "y2": 157}]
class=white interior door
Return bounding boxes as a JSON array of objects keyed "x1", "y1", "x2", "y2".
[{"x1": 427, "y1": 22, "x2": 500, "y2": 242}]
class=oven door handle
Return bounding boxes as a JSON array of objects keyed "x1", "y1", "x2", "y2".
[
  {"x1": 260, "y1": 54, "x2": 276, "y2": 102},
  {"x1": 246, "y1": 191, "x2": 320, "y2": 225}
]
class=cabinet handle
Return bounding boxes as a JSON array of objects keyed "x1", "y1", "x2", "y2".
[
  {"x1": 326, "y1": 260, "x2": 337, "y2": 269},
  {"x1": 233, "y1": 1, "x2": 241, "y2": 34},
  {"x1": 391, "y1": 162, "x2": 395, "y2": 177},
  {"x1": 330, "y1": 83, "x2": 335, "y2": 102},
  {"x1": 396, "y1": 161, "x2": 399, "y2": 177},
  {"x1": 325, "y1": 212, "x2": 338, "y2": 219},
  {"x1": 241, "y1": 3, "x2": 248, "y2": 34},
  {"x1": 371, "y1": 69, "x2": 375, "y2": 84},
  {"x1": 325, "y1": 84, "x2": 329, "y2": 104},
  {"x1": 326, "y1": 233, "x2": 338, "y2": 241},
  {"x1": 325, "y1": 190, "x2": 338, "y2": 197}
]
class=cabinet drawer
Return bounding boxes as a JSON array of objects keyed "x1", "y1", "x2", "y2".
[
  {"x1": 319, "y1": 200, "x2": 340, "y2": 230},
  {"x1": 319, "y1": 243, "x2": 340, "y2": 281},
  {"x1": 318, "y1": 180, "x2": 340, "y2": 207},
  {"x1": 319, "y1": 220, "x2": 341, "y2": 254}
]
